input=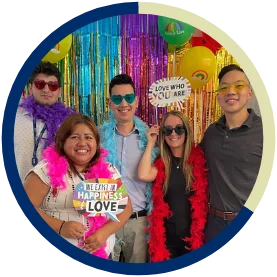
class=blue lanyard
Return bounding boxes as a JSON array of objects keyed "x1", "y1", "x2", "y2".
[{"x1": 32, "y1": 119, "x2": 47, "y2": 166}]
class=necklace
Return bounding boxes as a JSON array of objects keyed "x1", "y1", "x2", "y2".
[{"x1": 173, "y1": 157, "x2": 181, "y2": 169}]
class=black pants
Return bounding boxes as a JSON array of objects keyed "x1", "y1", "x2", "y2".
[
  {"x1": 166, "y1": 242, "x2": 189, "y2": 258},
  {"x1": 205, "y1": 214, "x2": 232, "y2": 243},
  {"x1": 165, "y1": 221, "x2": 190, "y2": 258}
]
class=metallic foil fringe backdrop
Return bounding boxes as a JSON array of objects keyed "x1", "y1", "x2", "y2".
[
  {"x1": 120, "y1": 15, "x2": 168, "y2": 125},
  {"x1": 58, "y1": 16, "x2": 121, "y2": 125},
  {"x1": 26, "y1": 15, "x2": 237, "y2": 142},
  {"x1": 168, "y1": 44, "x2": 238, "y2": 142}
]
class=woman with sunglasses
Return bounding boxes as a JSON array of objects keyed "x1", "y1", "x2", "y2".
[{"x1": 138, "y1": 110, "x2": 208, "y2": 261}]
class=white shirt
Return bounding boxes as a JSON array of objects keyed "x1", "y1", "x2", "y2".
[
  {"x1": 14, "y1": 107, "x2": 48, "y2": 183},
  {"x1": 28, "y1": 160, "x2": 121, "y2": 256}
]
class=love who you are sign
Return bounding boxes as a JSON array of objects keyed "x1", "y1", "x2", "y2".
[{"x1": 149, "y1": 77, "x2": 191, "y2": 109}]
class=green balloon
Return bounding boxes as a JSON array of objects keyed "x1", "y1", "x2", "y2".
[{"x1": 158, "y1": 16, "x2": 195, "y2": 46}]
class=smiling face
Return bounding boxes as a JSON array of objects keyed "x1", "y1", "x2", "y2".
[
  {"x1": 63, "y1": 123, "x2": 97, "y2": 172},
  {"x1": 217, "y1": 70, "x2": 252, "y2": 115},
  {"x1": 163, "y1": 115, "x2": 186, "y2": 156},
  {"x1": 109, "y1": 84, "x2": 138, "y2": 124}
]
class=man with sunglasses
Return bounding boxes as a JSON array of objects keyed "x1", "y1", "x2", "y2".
[
  {"x1": 14, "y1": 61, "x2": 74, "y2": 183},
  {"x1": 99, "y1": 74, "x2": 158, "y2": 263},
  {"x1": 200, "y1": 64, "x2": 263, "y2": 242}
]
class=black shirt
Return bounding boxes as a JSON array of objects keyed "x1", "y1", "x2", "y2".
[
  {"x1": 164, "y1": 156, "x2": 191, "y2": 245},
  {"x1": 200, "y1": 109, "x2": 263, "y2": 212}
]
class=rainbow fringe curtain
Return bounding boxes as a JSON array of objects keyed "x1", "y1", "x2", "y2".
[
  {"x1": 59, "y1": 15, "x2": 168, "y2": 126},
  {"x1": 56, "y1": 15, "x2": 237, "y2": 142}
]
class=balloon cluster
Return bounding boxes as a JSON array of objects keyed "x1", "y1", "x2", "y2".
[{"x1": 158, "y1": 16, "x2": 220, "y2": 89}]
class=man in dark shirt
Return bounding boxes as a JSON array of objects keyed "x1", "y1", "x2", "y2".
[{"x1": 200, "y1": 64, "x2": 263, "y2": 242}]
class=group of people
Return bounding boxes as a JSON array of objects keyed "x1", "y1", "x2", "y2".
[{"x1": 14, "y1": 61, "x2": 263, "y2": 263}]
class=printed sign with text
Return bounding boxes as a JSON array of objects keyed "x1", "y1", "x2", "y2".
[
  {"x1": 73, "y1": 178, "x2": 128, "y2": 222},
  {"x1": 149, "y1": 77, "x2": 191, "y2": 109}
]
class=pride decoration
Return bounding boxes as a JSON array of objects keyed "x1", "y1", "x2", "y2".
[
  {"x1": 158, "y1": 16, "x2": 195, "y2": 46},
  {"x1": 180, "y1": 46, "x2": 216, "y2": 89},
  {"x1": 149, "y1": 77, "x2": 191, "y2": 109},
  {"x1": 73, "y1": 178, "x2": 128, "y2": 222}
]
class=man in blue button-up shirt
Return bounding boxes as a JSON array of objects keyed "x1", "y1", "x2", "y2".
[{"x1": 99, "y1": 74, "x2": 158, "y2": 263}]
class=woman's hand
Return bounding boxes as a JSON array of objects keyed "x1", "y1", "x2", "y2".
[
  {"x1": 60, "y1": 221, "x2": 87, "y2": 239},
  {"x1": 83, "y1": 229, "x2": 109, "y2": 253},
  {"x1": 138, "y1": 125, "x2": 159, "y2": 182},
  {"x1": 146, "y1": 125, "x2": 160, "y2": 145}
]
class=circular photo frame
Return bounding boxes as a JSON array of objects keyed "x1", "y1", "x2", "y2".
[{"x1": 2, "y1": 2, "x2": 274, "y2": 275}]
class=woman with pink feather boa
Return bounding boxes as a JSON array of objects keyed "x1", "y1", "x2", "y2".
[{"x1": 24, "y1": 114, "x2": 132, "y2": 259}]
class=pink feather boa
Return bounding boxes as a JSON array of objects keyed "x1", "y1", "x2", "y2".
[{"x1": 42, "y1": 146, "x2": 112, "y2": 259}]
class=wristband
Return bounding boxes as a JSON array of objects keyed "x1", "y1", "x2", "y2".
[{"x1": 58, "y1": 221, "x2": 65, "y2": 235}]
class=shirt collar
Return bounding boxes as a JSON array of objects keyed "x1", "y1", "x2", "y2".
[
  {"x1": 216, "y1": 109, "x2": 256, "y2": 128},
  {"x1": 114, "y1": 123, "x2": 139, "y2": 135}
]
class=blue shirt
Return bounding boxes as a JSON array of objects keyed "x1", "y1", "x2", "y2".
[{"x1": 115, "y1": 126, "x2": 147, "y2": 212}]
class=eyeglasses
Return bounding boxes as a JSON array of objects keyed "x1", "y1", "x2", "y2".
[
  {"x1": 33, "y1": 79, "x2": 60, "y2": 92},
  {"x1": 216, "y1": 81, "x2": 249, "y2": 95},
  {"x1": 162, "y1": 125, "x2": 186, "y2": 136},
  {"x1": 110, "y1": 93, "x2": 136, "y2": 105}
]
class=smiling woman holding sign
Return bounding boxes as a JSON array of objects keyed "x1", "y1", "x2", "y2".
[
  {"x1": 24, "y1": 114, "x2": 132, "y2": 259},
  {"x1": 138, "y1": 110, "x2": 208, "y2": 261}
]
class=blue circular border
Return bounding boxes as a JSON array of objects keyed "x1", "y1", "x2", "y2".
[{"x1": 2, "y1": 2, "x2": 253, "y2": 275}]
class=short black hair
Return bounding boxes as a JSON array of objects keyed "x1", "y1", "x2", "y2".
[
  {"x1": 109, "y1": 74, "x2": 135, "y2": 96},
  {"x1": 29, "y1": 61, "x2": 61, "y2": 86},
  {"x1": 218, "y1": 64, "x2": 244, "y2": 83}
]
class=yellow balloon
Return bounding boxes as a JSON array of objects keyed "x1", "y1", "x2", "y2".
[
  {"x1": 42, "y1": 34, "x2": 72, "y2": 63},
  {"x1": 179, "y1": 46, "x2": 216, "y2": 89}
]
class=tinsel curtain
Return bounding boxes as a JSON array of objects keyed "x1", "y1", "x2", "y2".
[
  {"x1": 59, "y1": 16, "x2": 121, "y2": 125},
  {"x1": 59, "y1": 15, "x2": 170, "y2": 126},
  {"x1": 25, "y1": 14, "x2": 237, "y2": 143},
  {"x1": 120, "y1": 15, "x2": 168, "y2": 125},
  {"x1": 167, "y1": 44, "x2": 238, "y2": 142}
]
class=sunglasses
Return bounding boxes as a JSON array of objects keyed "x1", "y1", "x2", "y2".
[
  {"x1": 33, "y1": 79, "x2": 60, "y2": 92},
  {"x1": 216, "y1": 81, "x2": 249, "y2": 95},
  {"x1": 162, "y1": 125, "x2": 186, "y2": 136},
  {"x1": 110, "y1": 93, "x2": 136, "y2": 105}
]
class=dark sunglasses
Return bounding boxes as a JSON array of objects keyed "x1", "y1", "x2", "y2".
[
  {"x1": 110, "y1": 93, "x2": 136, "y2": 105},
  {"x1": 162, "y1": 125, "x2": 187, "y2": 136},
  {"x1": 33, "y1": 79, "x2": 60, "y2": 92}
]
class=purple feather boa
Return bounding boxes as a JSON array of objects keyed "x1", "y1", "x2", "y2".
[{"x1": 19, "y1": 96, "x2": 75, "y2": 149}]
